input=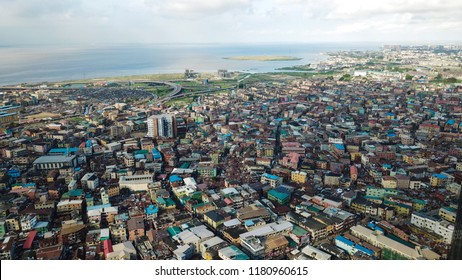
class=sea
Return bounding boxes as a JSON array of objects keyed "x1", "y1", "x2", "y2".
[{"x1": 0, "y1": 43, "x2": 380, "y2": 86}]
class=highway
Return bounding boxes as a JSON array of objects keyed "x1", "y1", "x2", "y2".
[
  {"x1": 0, "y1": 80, "x2": 182, "y2": 95},
  {"x1": 1, "y1": 79, "x2": 237, "y2": 106}
]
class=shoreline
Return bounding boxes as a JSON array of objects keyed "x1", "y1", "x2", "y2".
[{"x1": 223, "y1": 55, "x2": 302, "y2": 61}]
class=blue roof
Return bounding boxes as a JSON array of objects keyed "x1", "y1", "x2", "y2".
[
  {"x1": 334, "y1": 144, "x2": 345, "y2": 150},
  {"x1": 432, "y1": 173, "x2": 448, "y2": 179},
  {"x1": 135, "y1": 154, "x2": 145, "y2": 159},
  {"x1": 367, "y1": 222, "x2": 384, "y2": 232},
  {"x1": 386, "y1": 112, "x2": 395, "y2": 116},
  {"x1": 263, "y1": 173, "x2": 279, "y2": 180},
  {"x1": 354, "y1": 244, "x2": 374, "y2": 256},
  {"x1": 336, "y1": 235, "x2": 355, "y2": 247},
  {"x1": 244, "y1": 220, "x2": 255, "y2": 227},
  {"x1": 446, "y1": 119, "x2": 455, "y2": 125},
  {"x1": 145, "y1": 205, "x2": 159, "y2": 215},
  {"x1": 268, "y1": 189, "x2": 290, "y2": 200},
  {"x1": 152, "y1": 148, "x2": 162, "y2": 159},
  {"x1": 49, "y1": 148, "x2": 79, "y2": 154},
  {"x1": 87, "y1": 204, "x2": 112, "y2": 211},
  {"x1": 86, "y1": 140, "x2": 93, "y2": 147},
  {"x1": 68, "y1": 189, "x2": 84, "y2": 197},
  {"x1": 170, "y1": 175, "x2": 183, "y2": 182}
]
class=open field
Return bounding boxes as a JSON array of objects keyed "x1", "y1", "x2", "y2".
[
  {"x1": 223, "y1": 55, "x2": 302, "y2": 61},
  {"x1": 58, "y1": 73, "x2": 187, "y2": 84},
  {"x1": 26, "y1": 112, "x2": 61, "y2": 120}
]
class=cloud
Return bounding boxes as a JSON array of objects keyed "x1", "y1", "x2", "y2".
[
  {"x1": 326, "y1": 0, "x2": 462, "y2": 20},
  {"x1": 0, "y1": 0, "x2": 461, "y2": 45},
  {"x1": 144, "y1": 0, "x2": 253, "y2": 17}
]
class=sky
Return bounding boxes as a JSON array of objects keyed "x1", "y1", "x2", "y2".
[{"x1": 0, "y1": 0, "x2": 461, "y2": 45}]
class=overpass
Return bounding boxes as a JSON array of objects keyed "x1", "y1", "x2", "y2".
[{"x1": 0, "y1": 80, "x2": 182, "y2": 101}]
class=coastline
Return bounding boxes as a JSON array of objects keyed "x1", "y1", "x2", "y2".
[{"x1": 223, "y1": 55, "x2": 302, "y2": 61}]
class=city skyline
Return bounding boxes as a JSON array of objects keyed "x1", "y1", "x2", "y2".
[{"x1": 1, "y1": 0, "x2": 461, "y2": 46}]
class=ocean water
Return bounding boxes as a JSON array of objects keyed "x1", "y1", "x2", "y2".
[{"x1": 0, "y1": 43, "x2": 380, "y2": 85}]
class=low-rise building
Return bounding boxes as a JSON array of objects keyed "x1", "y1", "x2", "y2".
[{"x1": 350, "y1": 225, "x2": 440, "y2": 260}]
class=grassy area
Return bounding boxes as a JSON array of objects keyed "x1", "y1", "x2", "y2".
[
  {"x1": 68, "y1": 117, "x2": 85, "y2": 123},
  {"x1": 207, "y1": 80, "x2": 238, "y2": 88},
  {"x1": 164, "y1": 97, "x2": 194, "y2": 107},
  {"x1": 142, "y1": 86, "x2": 174, "y2": 97},
  {"x1": 275, "y1": 64, "x2": 314, "y2": 71},
  {"x1": 431, "y1": 77, "x2": 461, "y2": 84},
  {"x1": 59, "y1": 73, "x2": 187, "y2": 84},
  {"x1": 223, "y1": 55, "x2": 302, "y2": 61}
]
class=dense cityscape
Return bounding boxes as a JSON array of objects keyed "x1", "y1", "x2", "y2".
[{"x1": 1, "y1": 45, "x2": 462, "y2": 260}]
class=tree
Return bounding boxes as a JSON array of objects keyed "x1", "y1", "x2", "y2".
[{"x1": 405, "y1": 74, "x2": 413, "y2": 80}]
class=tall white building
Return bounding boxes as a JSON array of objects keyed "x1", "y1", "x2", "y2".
[
  {"x1": 147, "y1": 114, "x2": 177, "y2": 138},
  {"x1": 100, "y1": 188, "x2": 110, "y2": 205}
]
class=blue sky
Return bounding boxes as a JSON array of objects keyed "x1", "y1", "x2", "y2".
[{"x1": 1, "y1": 0, "x2": 461, "y2": 45}]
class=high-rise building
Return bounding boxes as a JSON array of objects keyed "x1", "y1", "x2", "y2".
[
  {"x1": 100, "y1": 188, "x2": 109, "y2": 205},
  {"x1": 147, "y1": 114, "x2": 177, "y2": 138},
  {"x1": 449, "y1": 192, "x2": 462, "y2": 259}
]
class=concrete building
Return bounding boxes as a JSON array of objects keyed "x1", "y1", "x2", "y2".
[
  {"x1": 291, "y1": 171, "x2": 307, "y2": 184},
  {"x1": 260, "y1": 173, "x2": 282, "y2": 188},
  {"x1": 5, "y1": 215, "x2": 21, "y2": 232},
  {"x1": 100, "y1": 189, "x2": 110, "y2": 205},
  {"x1": 430, "y1": 173, "x2": 454, "y2": 187},
  {"x1": 218, "y1": 245, "x2": 249, "y2": 260},
  {"x1": 239, "y1": 221, "x2": 293, "y2": 240},
  {"x1": 119, "y1": 174, "x2": 154, "y2": 192},
  {"x1": 20, "y1": 214, "x2": 37, "y2": 232},
  {"x1": 439, "y1": 207, "x2": 456, "y2": 223},
  {"x1": 33, "y1": 155, "x2": 78, "y2": 170},
  {"x1": 173, "y1": 225, "x2": 214, "y2": 254},
  {"x1": 81, "y1": 173, "x2": 99, "y2": 190},
  {"x1": 173, "y1": 244, "x2": 194, "y2": 260},
  {"x1": 57, "y1": 200, "x2": 83, "y2": 214},
  {"x1": 350, "y1": 225, "x2": 440, "y2": 260},
  {"x1": 301, "y1": 244, "x2": 332, "y2": 260},
  {"x1": 127, "y1": 217, "x2": 145, "y2": 241},
  {"x1": 106, "y1": 241, "x2": 137, "y2": 260},
  {"x1": 147, "y1": 114, "x2": 177, "y2": 138}
]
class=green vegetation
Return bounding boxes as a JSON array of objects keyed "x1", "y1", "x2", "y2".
[
  {"x1": 382, "y1": 248, "x2": 410, "y2": 260},
  {"x1": 405, "y1": 74, "x2": 413, "y2": 80},
  {"x1": 275, "y1": 64, "x2": 314, "y2": 71},
  {"x1": 165, "y1": 97, "x2": 194, "y2": 107},
  {"x1": 207, "y1": 79, "x2": 237, "y2": 88},
  {"x1": 431, "y1": 76, "x2": 461, "y2": 84},
  {"x1": 60, "y1": 73, "x2": 186, "y2": 84},
  {"x1": 145, "y1": 86, "x2": 174, "y2": 98},
  {"x1": 223, "y1": 55, "x2": 302, "y2": 61},
  {"x1": 339, "y1": 74, "x2": 352, "y2": 81},
  {"x1": 68, "y1": 117, "x2": 85, "y2": 123}
]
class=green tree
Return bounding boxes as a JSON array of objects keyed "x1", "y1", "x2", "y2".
[{"x1": 405, "y1": 74, "x2": 413, "y2": 80}]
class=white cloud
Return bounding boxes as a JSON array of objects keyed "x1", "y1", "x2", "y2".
[
  {"x1": 144, "y1": 0, "x2": 253, "y2": 17},
  {"x1": 0, "y1": 0, "x2": 461, "y2": 44},
  {"x1": 326, "y1": 0, "x2": 462, "y2": 20}
]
